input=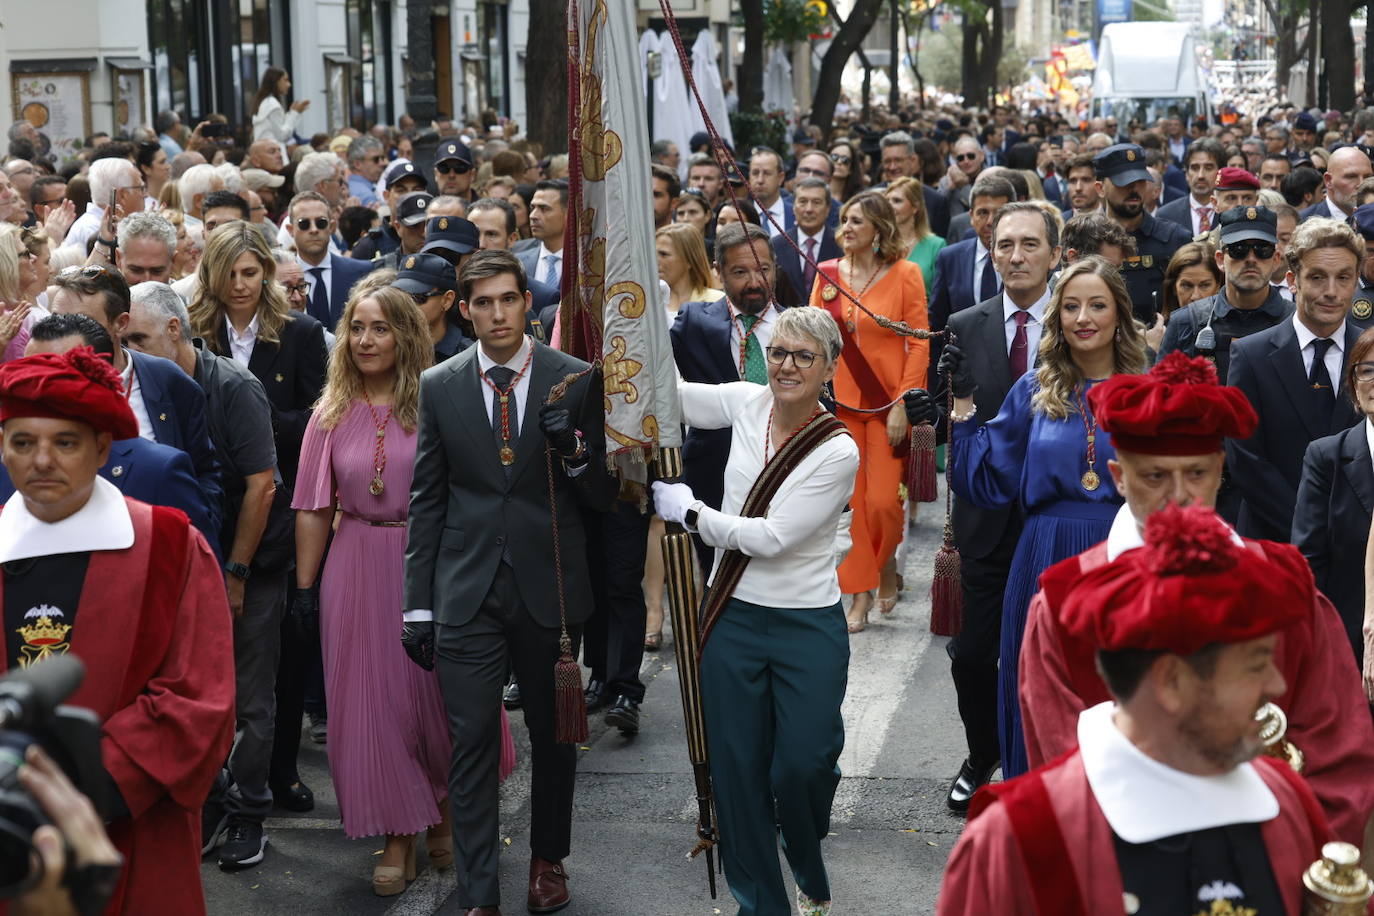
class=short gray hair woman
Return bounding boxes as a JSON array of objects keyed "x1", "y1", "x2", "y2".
[{"x1": 651, "y1": 305, "x2": 858, "y2": 916}]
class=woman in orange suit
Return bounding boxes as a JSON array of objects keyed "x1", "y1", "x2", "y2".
[{"x1": 810, "y1": 190, "x2": 929, "y2": 633}]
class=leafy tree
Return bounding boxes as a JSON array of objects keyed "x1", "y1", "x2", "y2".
[{"x1": 811, "y1": 0, "x2": 889, "y2": 131}]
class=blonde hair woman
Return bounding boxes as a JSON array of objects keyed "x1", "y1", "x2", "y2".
[
  {"x1": 292, "y1": 285, "x2": 516, "y2": 894},
  {"x1": 656, "y1": 222, "x2": 723, "y2": 314},
  {"x1": 0, "y1": 225, "x2": 30, "y2": 361},
  {"x1": 808, "y1": 189, "x2": 929, "y2": 631},
  {"x1": 189, "y1": 221, "x2": 327, "y2": 487},
  {"x1": 884, "y1": 176, "x2": 945, "y2": 300},
  {"x1": 946, "y1": 255, "x2": 1147, "y2": 779}
]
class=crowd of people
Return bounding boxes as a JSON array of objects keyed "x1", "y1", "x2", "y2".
[{"x1": 10, "y1": 56, "x2": 1374, "y2": 915}]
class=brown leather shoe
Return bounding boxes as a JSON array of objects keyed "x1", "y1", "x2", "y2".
[
  {"x1": 527, "y1": 857, "x2": 570, "y2": 913},
  {"x1": 464, "y1": 909, "x2": 501, "y2": 916}
]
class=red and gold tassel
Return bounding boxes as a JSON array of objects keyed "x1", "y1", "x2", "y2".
[
  {"x1": 554, "y1": 632, "x2": 588, "y2": 744},
  {"x1": 930, "y1": 519, "x2": 963, "y2": 637},
  {"x1": 907, "y1": 422, "x2": 938, "y2": 503}
]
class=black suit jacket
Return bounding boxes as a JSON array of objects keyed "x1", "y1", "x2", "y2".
[
  {"x1": 1293, "y1": 423, "x2": 1373, "y2": 663},
  {"x1": 941, "y1": 294, "x2": 1026, "y2": 559},
  {"x1": 403, "y1": 342, "x2": 615, "y2": 627},
  {"x1": 1153, "y1": 195, "x2": 1202, "y2": 235},
  {"x1": 1226, "y1": 319, "x2": 1363, "y2": 541},
  {"x1": 216, "y1": 310, "x2": 327, "y2": 488},
  {"x1": 771, "y1": 228, "x2": 840, "y2": 306},
  {"x1": 669, "y1": 297, "x2": 740, "y2": 515}
]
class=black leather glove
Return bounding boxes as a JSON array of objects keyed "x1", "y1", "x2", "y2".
[
  {"x1": 290, "y1": 585, "x2": 319, "y2": 641},
  {"x1": 538, "y1": 402, "x2": 579, "y2": 457},
  {"x1": 938, "y1": 341, "x2": 977, "y2": 399},
  {"x1": 401, "y1": 621, "x2": 435, "y2": 671},
  {"x1": 902, "y1": 389, "x2": 939, "y2": 426}
]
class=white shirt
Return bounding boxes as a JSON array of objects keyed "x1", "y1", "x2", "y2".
[
  {"x1": 118, "y1": 353, "x2": 154, "y2": 441},
  {"x1": 226, "y1": 314, "x2": 260, "y2": 367},
  {"x1": 1078, "y1": 701, "x2": 1277, "y2": 843},
  {"x1": 727, "y1": 301, "x2": 776, "y2": 379},
  {"x1": 1002, "y1": 287, "x2": 1050, "y2": 353},
  {"x1": 1191, "y1": 197, "x2": 1215, "y2": 236},
  {"x1": 252, "y1": 96, "x2": 301, "y2": 145},
  {"x1": 0, "y1": 476, "x2": 134, "y2": 563},
  {"x1": 535, "y1": 243, "x2": 563, "y2": 287},
  {"x1": 299, "y1": 255, "x2": 331, "y2": 311},
  {"x1": 475, "y1": 334, "x2": 534, "y2": 427},
  {"x1": 1324, "y1": 197, "x2": 1350, "y2": 221},
  {"x1": 679, "y1": 381, "x2": 859, "y2": 608},
  {"x1": 1105, "y1": 502, "x2": 1242, "y2": 562},
  {"x1": 1293, "y1": 313, "x2": 1345, "y2": 396},
  {"x1": 63, "y1": 203, "x2": 103, "y2": 252},
  {"x1": 973, "y1": 240, "x2": 998, "y2": 300},
  {"x1": 757, "y1": 196, "x2": 786, "y2": 238},
  {"x1": 1366, "y1": 419, "x2": 1374, "y2": 465}
]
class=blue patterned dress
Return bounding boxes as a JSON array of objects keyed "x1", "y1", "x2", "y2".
[{"x1": 950, "y1": 372, "x2": 1123, "y2": 778}]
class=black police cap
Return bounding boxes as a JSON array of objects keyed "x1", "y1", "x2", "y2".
[
  {"x1": 392, "y1": 252, "x2": 457, "y2": 295},
  {"x1": 1216, "y1": 205, "x2": 1278, "y2": 245}
]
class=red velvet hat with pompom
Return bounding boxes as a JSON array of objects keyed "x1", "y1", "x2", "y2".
[
  {"x1": 1088, "y1": 351, "x2": 1257, "y2": 456},
  {"x1": 0, "y1": 347, "x2": 139, "y2": 440},
  {"x1": 1058, "y1": 504, "x2": 1311, "y2": 654}
]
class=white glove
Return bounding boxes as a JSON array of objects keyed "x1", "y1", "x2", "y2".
[{"x1": 651, "y1": 480, "x2": 698, "y2": 525}]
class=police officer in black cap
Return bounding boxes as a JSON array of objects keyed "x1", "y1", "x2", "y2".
[
  {"x1": 1158, "y1": 205, "x2": 1294, "y2": 383},
  {"x1": 352, "y1": 161, "x2": 429, "y2": 262},
  {"x1": 433, "y1": 139, "x2": 475, "y2": 202},
  {"x1": 373, "y1": 191, "x2": 434, "y2": 272},
  {"x1": 1349, "y1": 202, "x2": 1374, "y2": 327},
  {"x1": 393, "y1": 251, "x2": 472, "y2": 363},
  {"x1": 1094, "y1": 142, "x2": 1193, "y2": 321},
  {"x1": 421, "y1": 213, "x2": 553, "y2": 344}
]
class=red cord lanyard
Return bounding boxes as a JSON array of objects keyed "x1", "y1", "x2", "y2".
[
  {"x1": 763, "y1": 404, "x2": 822, "y2": 464},
  {"x1": 1076, "y1": 389, "x2": 1100, "y2": 492},
  {"x1": 478, "y1": 344, "x2": 535, "y2": 466}
]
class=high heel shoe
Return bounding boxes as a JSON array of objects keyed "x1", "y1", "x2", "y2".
[
  {"x1": 846, "y1": 593, "x2": 872, "y2": 633},
  {"x1": 426, "y1": 830, "x2": 454, "y2": 870},
  {"x1": 372, "y1": 838, "x2": 416, "y2": 896},
  {"x1": 876, "y1": 590, "x2": 898, "y2": 616}
]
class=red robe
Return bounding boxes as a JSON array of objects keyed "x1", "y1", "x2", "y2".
[
  {"x1": 0, "y1": 499, "x2": 234, "y2": 915},
  {"x1": 1019, "y1": 541, "x2": 1374, "y2": 845},
  {"x1": 936, "y1": 750, "x2": 1330, "y2": 915}
]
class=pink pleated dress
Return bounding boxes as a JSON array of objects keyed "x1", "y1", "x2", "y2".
[{"x1": 294, "y1": 400, "x2": 516, "y2": 838}]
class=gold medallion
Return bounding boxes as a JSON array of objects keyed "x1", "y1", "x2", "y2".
[
  {"x1": 369, "y1": 475, "x2": 385, "y2": 497},
  {"x1": 821, "y1": 284, "x2": 838, "y2": 302},
  {"x1": 1355, "y1": 298, "x2": 1373, "y2": 320},
  {"x1": 500, "y1": 446, "x2": 516, "y2": 466},
  {"x1": 1082, "y1": 469, "x2": 1100, "y2": 491}
]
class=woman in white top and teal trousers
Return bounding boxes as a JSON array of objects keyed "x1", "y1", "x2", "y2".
[{"x1": 653, "y1": 306, "x2": 860, "y2": 916}]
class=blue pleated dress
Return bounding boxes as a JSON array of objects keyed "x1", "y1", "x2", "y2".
[{"x1": 950, "y1": 373, "x2": 1123, "y2": 779}]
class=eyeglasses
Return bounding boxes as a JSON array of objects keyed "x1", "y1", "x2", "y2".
[
  {"x1": 1355, "y1": 362, "x2": 1374, "y2": 383},
  {"x1": 1224, "y1": 240, "x2": 1276, "y2": 261},
  {"x1": 283, "y1": 282, "x2": 310, "y2": 296},
  {"x1": 436, "y1": 162, "x2": 472, "y2": 175},
  {"x1": 955, "y1": 153, "x2": 979, "y2": 163},
  {"x1": 295, "y1": 217, "x2": 330, "y2": 230},
  {"x1": 764, "y1": 345, "x2": 818, "y2": 369}
]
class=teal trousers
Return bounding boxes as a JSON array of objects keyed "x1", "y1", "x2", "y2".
[{"x1": 700, "y1": 597, "x2": 849, "y2": 916}]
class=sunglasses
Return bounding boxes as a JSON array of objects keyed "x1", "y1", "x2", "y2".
[
  {"x1": 830, "y1": 154, "x2": 851, "y2": 165},
  {"x1": 955, "y1": 153, "x2": 979, "y2": 163},
  {"x1": 436, "y1": 162, "x2": 472, "y2": 175},
  {"x1": 1224, "y1": 240, "x2": 1276, "y2": 261},
  {"x1": 295, "y1": 217, "x2": 330, "y2": 230},
  {"x1": 406, "y1": 289, "x2": 441, "y2": 304},
  {"x1": 59, "y1": 265, "x2": 116, "y2": 280}
]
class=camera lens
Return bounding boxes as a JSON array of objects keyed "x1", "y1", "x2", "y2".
[{"x1": 0, "y1": 732, "x2": 47, "y2": 896}]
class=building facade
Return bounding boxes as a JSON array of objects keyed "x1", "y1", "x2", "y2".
[{"x1": 1, "y1": 0, "x2": 530, "y2": 160}]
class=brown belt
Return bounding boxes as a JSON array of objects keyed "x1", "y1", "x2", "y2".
[{"x1": 342, "y1": 512, "x2": 407, "y2": 528}]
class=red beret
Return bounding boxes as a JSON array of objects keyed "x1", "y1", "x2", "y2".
[
  {"x1": 0, "y1": 348, "x2": 139, "y2": 440},
  {"x1": 1216, "y1": 166, "x2": 1260, "y2": 190},
  {"x1": 1058, "y1": 504, "x2": 1311, "y2": 655},
  {"x1": 1089, "y1": 352, "x2": 1257, "y2": 456}
]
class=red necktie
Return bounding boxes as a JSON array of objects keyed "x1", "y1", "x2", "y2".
[
  {"x1": 1197, "y1": 206, "x2": 1211, "y2": 233},
  {"x1": 1010, "y1": 309, "x2": 1030, "y2": 378}
]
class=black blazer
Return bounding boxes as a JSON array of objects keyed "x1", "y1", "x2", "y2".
[
  {"x1": 669, "y1": 297, "x2": 739, "y2": 515},
  {"x1": 1293, "y1": 423, "x2": 1373, "y2": 664},
  {"x1": 1226, "y1": 319, "x2": 1363, "y2": 541},
  {"x1": 216, "y1": 310, "x2": 328, "y2": 488},
  {"x1": 771, "y1": 228, "x2": 840, "y2": 306},
  {"x1": 403, "y1": 342, "x2": 616, "y2": 627},
  {"x1": 940, "y1": 293, "x2": 1026, "y2": 560}
]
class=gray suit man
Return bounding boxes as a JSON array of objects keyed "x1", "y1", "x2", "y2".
[{"x1": 402, "y1": 250, "x2": 614, "y2": 913}]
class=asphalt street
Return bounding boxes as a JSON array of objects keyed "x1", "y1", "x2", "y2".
[{"x1": 202, "y1": 497, "x2": 969, "y2": 915}]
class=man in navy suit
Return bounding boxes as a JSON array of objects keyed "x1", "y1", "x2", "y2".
[
  {"x1": 748, "y1": 148, "x2": 794, "y2": 238},
  {"x1": 1300, "y1": 146, "x2": 1373, "y2": 223},
  {"x1": 1154, "y1": 139, "x2": 1227, "y2": 237},
  {"x1": 1227, "y1": 217, "x2": 1365, "y2": 542},
  {"x1": 771, "y1": 177, "x2": 840, "y2": 305},
  {"x1": 670, "y1": 223, "x2": 779, "y2": 570},
  {"x1": 49, "y1": 264, "x2": 221, "y2": 528},
  {"x1": 8, "y1": 313, "x2": 218, "y2": 554},
  {"x1": 927, "y1": 175, "x2": 1015, "y2": 385},
  {"x1": 290, "y1": 191, "x2": 376, "y2": 330}
]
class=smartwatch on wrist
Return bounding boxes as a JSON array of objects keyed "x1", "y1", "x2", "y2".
[
  {"x1": 684, "y1": 506, "x2": 700, "y2": 530},
  {"x1": 225, "y1": 561, "x2": 251, "y2": 581}
]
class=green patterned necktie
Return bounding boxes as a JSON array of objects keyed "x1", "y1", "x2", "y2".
[{"x1": 738, "y1": 313, "x2": 767, "y2": 384}]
